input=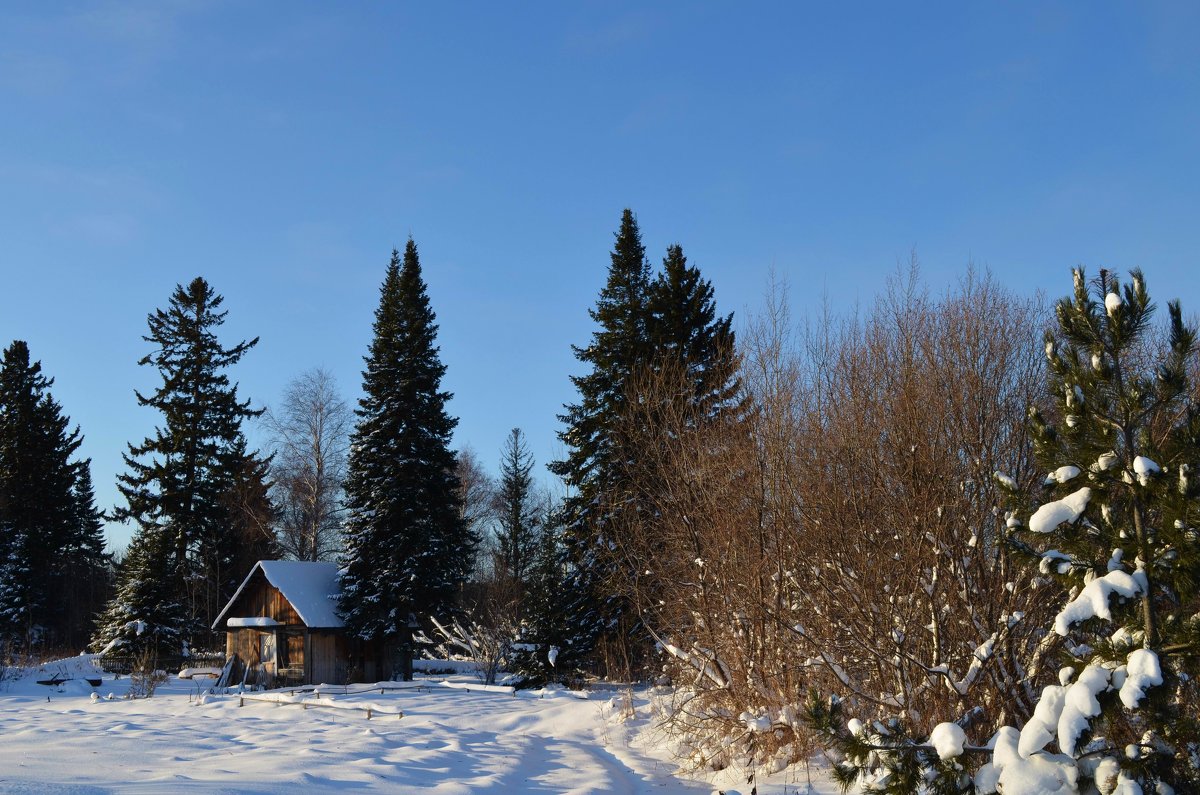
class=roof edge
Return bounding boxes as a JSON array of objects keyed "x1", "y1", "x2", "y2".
[{"x1": 211, "y1": 561, "x2": 267, "y2": 631}]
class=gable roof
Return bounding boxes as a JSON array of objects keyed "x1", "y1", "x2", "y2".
[{"x1": 212, "y1": 560, "x2": 344, "y2": 630}]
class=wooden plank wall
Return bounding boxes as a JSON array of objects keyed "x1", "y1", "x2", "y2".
[
  {"x1": 226, "y1": 573, "x2": 301, "y2": 625},
  {"x1": 227, "y1": 629, "x2": 259, "y2": 665},
  {"x1": 308, "y1": 632, "x2": 346, "y2": 685}
]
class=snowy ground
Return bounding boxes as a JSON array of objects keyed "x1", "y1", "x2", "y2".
[{"x1": 0, "y1": 657, "x2": 837, "y2": 794}]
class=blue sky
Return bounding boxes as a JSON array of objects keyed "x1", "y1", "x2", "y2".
[{"x1": 2, "y1": 2, "x2": 1199, "y2": 551}]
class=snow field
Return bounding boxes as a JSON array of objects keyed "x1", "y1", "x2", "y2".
[{"x1": 0, "y1": 669, "x2": 840, "y2": 794}]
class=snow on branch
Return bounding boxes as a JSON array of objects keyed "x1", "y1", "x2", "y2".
[
  {"x1": 642, "y1": 621, "x2": 729, "y2": 689},
  {"x1": 660, "y1": 641, "x2": 729, "y2": 689},
  {"x1": 1053, "y1": 568, "x2": 1143, "y2": 636},
  {"x1": 1118, "y1": 648, "x2": 1162, "y2": 709},
  {"x1": 1028, "y1": 487, "x2": 1091, "y2": 534}
]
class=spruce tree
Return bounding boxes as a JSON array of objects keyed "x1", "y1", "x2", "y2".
[
  {"x1": 91, "y1": 523, "x2": 186, "y2": 659},
  {"x1": 67, "y1": 464, "x2": 107, "y2": 565},
  {"x1": 0, "y1": 340, "x2": 105, "y2": 651},
  {"x1": 100, "y1": 277, "x2": 261, "y2": 651},
  {"x1": 510, "y1": 500, "x2": 583, "y2": 686},
  {"x1": 493, "y1": 428, "x2": 539, "y2": 591},
  {"x1": 626, "y1": 243, "x2": 747, "y2": 668},
  {"x1": 340, "y1": 241, "x2": 471, "y2": 652},
  {"x1": 549, "y1": 208, "x2": 654, "y2": 673},
  {"x1": 551, "y1": 214, "x2": 746, "y2": 677},
  {"x1": 60, "y1": 462, "x2": 111, "y2": 649},
  {"x1": 647, "y1": 244, "x2": 742, "y2": 419}
]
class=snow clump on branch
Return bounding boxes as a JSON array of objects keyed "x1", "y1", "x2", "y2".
[{"x1": 1028, "y1": 487, "x2": 1092, "y2": 534}]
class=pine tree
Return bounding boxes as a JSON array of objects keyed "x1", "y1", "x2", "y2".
[
  {"x1": 0, "y1": 340, "x2": 105, "y2": 651},
  {"x1": 100, "y1": 277, "x2": 261, "y2": 650},
  {"x1": 549, "y1": 208, "x2": 654, "y2": 674},
  {"x1": 976, "y1": 268, "x2": 1200, "y2": 791},
  {"x1": 493, "y1": 428, "x2": 539, "y2": 591},
  {"x1": 340, "y1": 241, "x2": 472, "y2": 651}
]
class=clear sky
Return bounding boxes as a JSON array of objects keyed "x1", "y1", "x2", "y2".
[{"x1": 2, "y1": 2, "x2": 1199, "y2": 552}]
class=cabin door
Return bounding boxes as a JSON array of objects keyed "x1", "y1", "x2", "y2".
[{"x1": 260, "y1": 632, "x2": 277, "y2": 676}]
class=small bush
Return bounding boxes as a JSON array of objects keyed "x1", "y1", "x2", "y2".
[{"x1": 127, "y1": 648, "x2": 167, "y2": 698}]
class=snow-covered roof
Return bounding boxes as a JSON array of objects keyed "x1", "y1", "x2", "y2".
[
  {"x1": 227, "y1": 617, "x2": 281, "y2": 628},
  {"x1": 212, "y1": 560, "x2": 344, "y2": 630}
]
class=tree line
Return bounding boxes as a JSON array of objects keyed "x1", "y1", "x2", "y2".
[
  {"x1": 0, "y1": 210, "x2": 735, "y2": 676},
  {"x1": 0, "y1": 341, "x2": 108, "y2": 653},
  {"x1": 2, "y1": 210, "x2": 1195, "y2": 789}
]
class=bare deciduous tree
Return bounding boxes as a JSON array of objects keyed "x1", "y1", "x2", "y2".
[
  {"x1": 455, "y1": 445, "x2": 496, "y2": 583},
  {"x1": 262, "y1": 368, "x2": 350, "y2": 561}
]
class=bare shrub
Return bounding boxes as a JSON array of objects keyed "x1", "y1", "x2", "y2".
[
  {"x1": 455, "y1": 445, "x2": 497, "y2": 584},
  {"x1": 609, "y1": 266, "x2": 1057, "y2": 773},
  {"x1": 782, "y1": 268, "x2": 1058, "y2": 729},
  {"x1": 430, "y1": 606, "x2": 518, "y2": 687},
  {"x1": 127, "y1": 647, "x2": 167, "y2": 698},
  {"x1": 608, "y1": 341, "x2": 803, "y2": 770}
]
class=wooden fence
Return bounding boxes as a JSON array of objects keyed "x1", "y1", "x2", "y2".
[
  {"x1": 236, "y1": 692, "x2": 403, "y2": 720},
  {"x1": 98, "y1": 652, "x2": 227, "y2": 675}
]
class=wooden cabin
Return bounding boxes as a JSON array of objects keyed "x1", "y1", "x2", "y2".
[{"x1": 212, "y1": 560, "x2": 348, "y2": 686}]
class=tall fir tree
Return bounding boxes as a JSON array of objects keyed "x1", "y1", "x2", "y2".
[
  {"x1": 550, "y1": 212, "x2": 745, "y2": 677},
  {"x1": 493, "y1": 428, "x2": 539, "y2": 591},
  {"x1": 97, "y1": 277, "x2": 262, "y2": 652},
  {"x1": 0, "y1": 340, "x2": 106, "y2": 652},
  {"x1": 646, "y1": 244, "x2": 742, "y2": 419},
  {"x1": 549, "y1": 208, "x2": 654, "y2": 674},
  {"x1": 340, "y1": 241, "x2": 472, "y2": 652}
]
